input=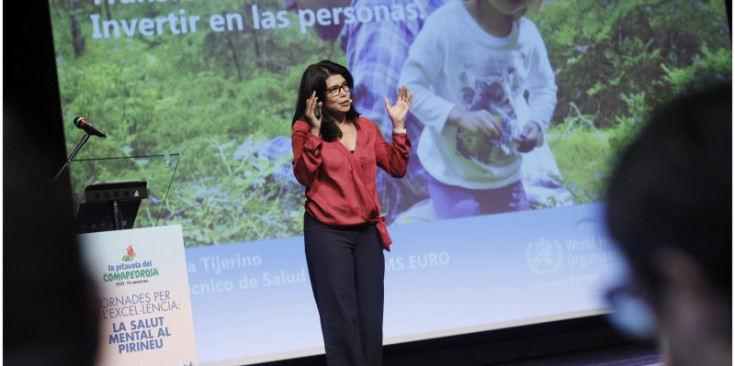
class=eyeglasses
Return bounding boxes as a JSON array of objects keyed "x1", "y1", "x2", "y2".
[
  {"x1": 326, "y1": 83, "x2": 350, "y2": 97},
  {"x1": 604, "y1": 277, "x2": 657, "y2": 340}
]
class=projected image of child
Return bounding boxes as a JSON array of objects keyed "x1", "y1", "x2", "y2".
[{"x1": 400, "y1": 0, "x2": 566, "y2": 219}]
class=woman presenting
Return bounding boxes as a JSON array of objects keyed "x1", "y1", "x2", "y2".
[{"x1": 291, "y1": 59, "x2": 412, "y2": 365}]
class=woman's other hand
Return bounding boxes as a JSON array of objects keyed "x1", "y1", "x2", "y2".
[{"x1": 385, "y1": 85, "x2": 413, "y2": 130}]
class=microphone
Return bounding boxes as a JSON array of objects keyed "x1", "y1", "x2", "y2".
[{"x1": 73, "y1": 116, "x2": 107, "y2": 138}]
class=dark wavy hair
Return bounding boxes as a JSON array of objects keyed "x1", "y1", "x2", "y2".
[
  {"x1": 605, "y1": 82, "x2": 732, "y2": 314},
  {"x1": 291, "y1": 60, "x2": 360, "y2": 141}
]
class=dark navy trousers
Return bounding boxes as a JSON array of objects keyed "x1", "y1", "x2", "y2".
[{"x1": 304, "y1": 213, "x2": 385, "y2": 366}]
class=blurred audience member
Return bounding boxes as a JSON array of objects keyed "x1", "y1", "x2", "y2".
[
  {"x1": 4, "y1": 109, "x2": 100, "y2": 366},
  {"x1": 605, "y1": 82, "x2": 731, "y2": 366}
]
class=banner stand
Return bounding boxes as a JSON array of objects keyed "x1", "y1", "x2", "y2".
[{"x1": 79, "y1": 225, "x2": 199, "y2": 366}]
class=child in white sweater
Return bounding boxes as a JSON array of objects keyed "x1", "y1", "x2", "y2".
[{"x1": 400, "y1": 0, "x2": 559, "y2": 218}]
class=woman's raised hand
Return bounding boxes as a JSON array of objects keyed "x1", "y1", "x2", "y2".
[
  {"x1": 305, "y1": 91, "x2": 322, "y2": 135},
  {"x1": 385, "y1": 85, "x2": 413, "y2": 130}
]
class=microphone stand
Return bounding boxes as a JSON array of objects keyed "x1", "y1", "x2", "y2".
[{"x1": 52, "y1": 133, "x2": 90, "y2": 183}]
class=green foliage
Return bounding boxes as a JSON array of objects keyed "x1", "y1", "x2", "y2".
[
  {"x1": 532, "y1": 0, "x2": 730, "y2": 128},
  {"x1": 159, "y1": 136, "x2": 303, "y2": 246},
  {"x1": 661, "y1": 45, "x2": 732, "y2": 97},
  {"x1": 51, "y1": 0, "x2": 337, "y2": 245},
  {"x1": 606, "y1": 91, "x2": 648, "y2": 159},
  {"x1": 547, "y1": 111, "x2": 611, "y2": 204},
  {"x1": 528, "y1": 0, "x2": 730, "y2": 205}
]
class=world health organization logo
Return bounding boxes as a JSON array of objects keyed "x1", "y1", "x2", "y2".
[{"x1": 525, "y1": 236, "x2": 564, "y2": 275}]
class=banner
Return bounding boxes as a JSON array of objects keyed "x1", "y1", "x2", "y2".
[{"x1": 79, "y1": 225, "x2": 198, "y2": 366}]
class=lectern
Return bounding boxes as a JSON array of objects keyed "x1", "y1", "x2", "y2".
[
  {"x1": 77, "y1": 180, "x2": 148, "y2": 233},
  {"x1": 70, "y1": 154, "x2": 180, "y2": 233}
]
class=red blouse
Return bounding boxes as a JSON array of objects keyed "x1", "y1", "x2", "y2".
[{"x1": 292, "y1": 116, "x2": 410, "y2": 250}]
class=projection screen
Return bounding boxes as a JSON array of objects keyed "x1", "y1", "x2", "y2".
[{"x1": 48, "y1": 0, "x2": 731, "y2": 364}]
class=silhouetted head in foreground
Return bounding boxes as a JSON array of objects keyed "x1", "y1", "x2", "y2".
[{"x1": 605, "y1": 82, "x2": 731, "y2": 366}]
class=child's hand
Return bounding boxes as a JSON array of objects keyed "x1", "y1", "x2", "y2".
[
  {"x1": 514, "y1": 121, "x2": 542, "y2": 153},
  {"x1": 385, "y1": 85, "x2": 413, "y2": 129},
  {"x1": 448, "y1": 108, "x2": 503, "y2": 138}
]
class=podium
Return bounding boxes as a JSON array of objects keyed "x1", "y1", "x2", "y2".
[
  {"x1": 69, "y1": 154, "x2": 180, "y2": 233},
  {"x1": 77, "y1": 180, "x2": 148, "y2": 232},
  {"x1": 71, "y1": 155, "x2": 197, "y2": 365},
  {"x1": 78, "y1": 225, "x2": 199, "y2": 366}
]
